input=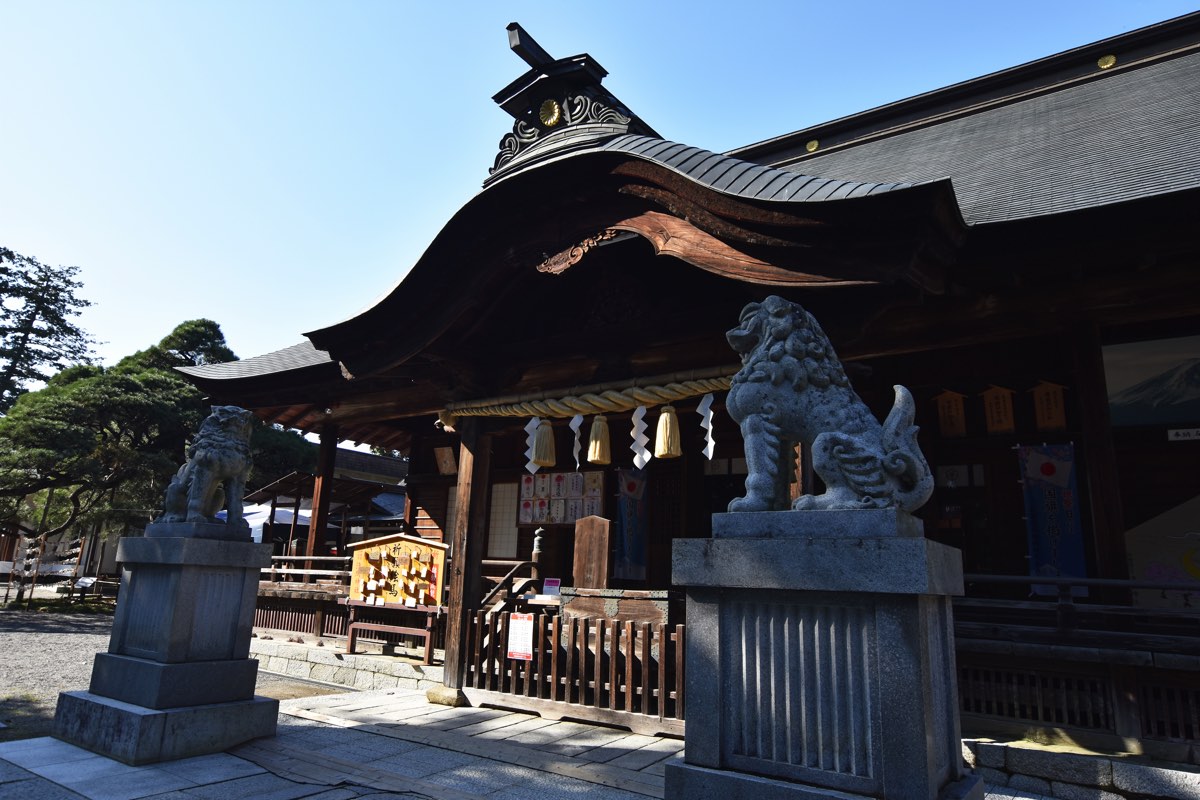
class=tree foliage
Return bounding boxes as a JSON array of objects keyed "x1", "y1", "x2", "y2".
[
  {"x1": 0, "y1": 248, "x2": 95, "y2": 412},
  {"x1": 251, "y1": 425, "x2": 318, "y2": 491},
  {"x1": 0, "y1": 363, "x2": 207, "y2": 537},
  {"x1": 0, "y1": 319, "x2": 314, "y2": 538},
  {"x1": 116, "y1": 318, "x2": 236, "y2": 373}
]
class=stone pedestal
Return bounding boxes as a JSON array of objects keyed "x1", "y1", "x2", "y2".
[
  {"x1": 666, "y1": 511, "x2": 983, "y2": 800},
  {"x1": 53, "y1": 524, "x2": 278, "y2": 765}
]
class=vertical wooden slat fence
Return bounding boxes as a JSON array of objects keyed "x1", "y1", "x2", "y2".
[
  {"x1": 462, "y1": 609, "x2": 685, "y2": 736},
  {"x1": 254, "y1": 598, "x2": 350, "y2": 638}
]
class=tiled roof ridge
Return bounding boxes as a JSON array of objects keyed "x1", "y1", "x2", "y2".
[
  {"x1": 731, "y1": 13, "x2": 1200, "y2": 167},
  {"x1": 176, "y1": 340, "x2": 334, "y2": 380}
]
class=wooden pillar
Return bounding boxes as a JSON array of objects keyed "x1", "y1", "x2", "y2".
[
  {"x1": 443, "y1": 418, "x2": 492, "y2": 689},
  {"x1": 287, "y1": 494, "x2": 302, "y2": 559},
  {"x1": 305, "y1": 424, "x2": 340, "y2": 581},
  {"x1": 267, "y1": 494, "x2": 278, "y2": 551},
  {"x1": 1072, "y1": 326, "x2": 1128, "y2": 585}
]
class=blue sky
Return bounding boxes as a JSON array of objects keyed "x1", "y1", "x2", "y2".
[{"x1": 2, "y1": 1, "x2": 1196, "y2": 366}]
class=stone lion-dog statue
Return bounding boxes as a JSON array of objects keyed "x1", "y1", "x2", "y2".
[
  {"x1": 160, "y1": 405, "x2": 255, "y2": 528},
  {"x1": 726, "y1": 296, "x2": 933, "y2": 513}
]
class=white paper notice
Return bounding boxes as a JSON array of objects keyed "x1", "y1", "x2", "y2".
[{"x1": 507, "y1": 612, "x2": 535, "y2": 661}]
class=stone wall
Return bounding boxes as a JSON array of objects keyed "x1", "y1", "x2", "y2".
[
  {"x1": 249, "y1": 637, "x2": 444, "y2": 693},
  {"x1": 964, "y1": 740, "x2": 1200, "y2": 799}
]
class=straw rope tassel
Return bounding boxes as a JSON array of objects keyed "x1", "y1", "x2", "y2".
[
  {"x1": 587, "y1": 415, "x2": 611, "y2": 465},
  {"x1": 654, "y1": 405, "x2": 682, "y2": 458},
  {"x1": 532, "y1": 419, "x2": 556, "y2": 467}
]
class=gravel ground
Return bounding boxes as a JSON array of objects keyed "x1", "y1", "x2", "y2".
[{"x1": 0, "y1": 599, "x2": 344, "y2": 743}]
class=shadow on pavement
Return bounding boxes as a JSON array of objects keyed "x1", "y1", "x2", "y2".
[{"x1": 0, "y1": 695, "x2": 56, "y2": 744}]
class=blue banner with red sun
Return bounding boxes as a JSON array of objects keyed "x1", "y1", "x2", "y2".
[{"x1": 1018, "y1": 443, "x2": 1088, "y2": 596}]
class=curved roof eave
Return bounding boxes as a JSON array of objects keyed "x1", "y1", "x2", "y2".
[
  {"x1": 176, "y1": 340, "x2": 339, "y2": 387},
  {"x1": 304, "y1": 135, "x2": 963, "y2": 377},
  {"x1": 488, "y1": 133, "x2": 921, "y2": 202}
]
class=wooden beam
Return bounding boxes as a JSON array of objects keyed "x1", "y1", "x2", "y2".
[
  {"x1": 443, "y1": 418, "x2": 492, "y2": 689},
  {"x1": 836, "y1": 263, "x2": 1200, "y2": 361}
]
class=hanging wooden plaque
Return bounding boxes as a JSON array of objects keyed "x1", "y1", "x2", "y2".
[
  {"x1": 934, "y1": 390, "x2": 967, "y2": 438},
  {"x1": 1031, "y1": 381, "x2": 1067, "y2": 432},
  {"x1": 981, "y1": 385, "x2": 1016, "y2": 434}
]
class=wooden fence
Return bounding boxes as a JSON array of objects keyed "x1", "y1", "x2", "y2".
[{"x1": 462, "y1": 609, "x2": 685, "y2": 736}]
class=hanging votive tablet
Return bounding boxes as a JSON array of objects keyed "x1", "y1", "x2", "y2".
[
  {"x1": 588, "y1": 414, "x2": 611, "y2": 465},
  {"x1": 655, "y1": 405, "x2": 682, "y2": 458}
]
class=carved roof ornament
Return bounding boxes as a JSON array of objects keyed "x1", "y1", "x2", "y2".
[
  {"x1": 486, "y1": 23, "x2": 657, "y2": 184},
  {"x1": 536, "y1": 229, "x2": 622, "y2": 275}
]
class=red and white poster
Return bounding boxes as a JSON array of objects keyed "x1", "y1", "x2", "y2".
[{"x1": 507, "y1": 612, "x2": 534, "y2": 661}]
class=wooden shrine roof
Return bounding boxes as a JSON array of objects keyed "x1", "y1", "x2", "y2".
[
  {"x1": 760, "y1": 43, "x2": 1200, "y2": 226},
  {"x1": 495, "y1": 133, "x2": 920, "y2": 203},
  {"x1": 180, "y1": 340, "x2": 335, "y2": 382},
  {"x1": 175, "y1": 13, "x2": 1200, "y2": 450}
]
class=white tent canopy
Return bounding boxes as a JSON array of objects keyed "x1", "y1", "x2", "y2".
[{"x1": 218, "y1": 503, "x2": 338, "y2": 544}]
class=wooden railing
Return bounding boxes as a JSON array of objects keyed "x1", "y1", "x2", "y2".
[
  {"x1": 955, "y1": 574, "x2": 1200, "y2": 757},
  {"x1": 479, "y1": 561, "x2": 535, "y2": 609},
  {"x1": 260, "y1": 555, "x2": 351, "y2": 589},
  {"x1": 462, "y1": 609, "x2": 685, "y2": 736}
]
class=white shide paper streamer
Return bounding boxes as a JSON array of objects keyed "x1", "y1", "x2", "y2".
[
  {"x1": 631, "y1": 405, "x2": 651, "y2": 469},
  {"x1": 569, "y1": 414, "x2": 584, "y2": 470},
  {"x1": 524, "y1": 416, "x2": 541, "y2": 474},
  {"x1": 697, "y1": 393, "x2": 715, "y2": 460}
]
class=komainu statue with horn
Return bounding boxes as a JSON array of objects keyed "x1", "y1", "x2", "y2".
[{"x1": 726, "y1": 295, "x2": 933, "y2": 513}]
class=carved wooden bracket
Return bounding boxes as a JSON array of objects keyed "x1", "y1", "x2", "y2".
[{"x1": 536, "y1": 229, "x2": 622, "y2": 274}]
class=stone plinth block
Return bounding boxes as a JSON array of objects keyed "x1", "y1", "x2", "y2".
[
  {"x1": 109, "y1": 537, "x2": 270, "y2": 663},
  {"x1": 117, "y1": 534, "x2": 271, "y2": 569},
  {"x1": 144, "y1": 520, "x2": 250, "y2": 542},
  {"x1": 673, "y1": 536, "x2": 964, "y2": 595},
  {"x1": 89, "y1": 653, "x2": 260, "y2": 709},
  {"x1": 713, "y1": 508, "x2": 924, "y2": 539},
  {"x1": 670, "y1": 511, "x2": 981, "y2": 800},
  {"x1": 53, "y1": 690, "x2": 277, "y2": 766}
]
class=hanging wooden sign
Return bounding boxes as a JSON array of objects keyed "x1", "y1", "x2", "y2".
[
  {"x1": 934, "y1": 390, "x2": 967, "y2": 438},
  {"x1": 1031, "y1": 381, "x2": 1067, "y2": 432},
  {"x1": 981, "y1": 385, "x2": 1016, "y2": 434}
]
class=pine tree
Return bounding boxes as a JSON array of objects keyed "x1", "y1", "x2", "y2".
[
  {"x1": 0, "y1": 319, "x2": 316, "y2": 544},
  {"x1": 0, "y1": 248, "x2": 95, "y2": 412}
]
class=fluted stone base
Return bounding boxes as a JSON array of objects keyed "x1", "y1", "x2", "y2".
[
  {"x1": 670, "y1": 510, "x2": 983, "y2": 800},
  {"x1": 666, "y1": 762, "x2": 984, "y2": 800}
]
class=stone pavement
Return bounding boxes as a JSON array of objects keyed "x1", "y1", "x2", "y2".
[
  {"x1": 0, "y1": 688, "x2": 678, "y2": 799},
  {"x1": 0, "y1": 686, "x2": 1071, "y2": 800}
]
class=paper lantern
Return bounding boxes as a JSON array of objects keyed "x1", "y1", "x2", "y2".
[
  {"x1": 654, "y1": 405, "x2": 682, "y2": 458},
  {"x1": 532, "y1": 420, "x2": 556, "y2": 467},
  {"x1": 587, "y1": 415, "x2": 611, "y2": 465}
]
